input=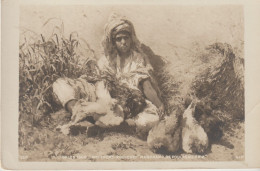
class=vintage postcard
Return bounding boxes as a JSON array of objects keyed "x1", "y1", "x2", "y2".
[{"x1": 2, "y1": 0, "x2": 260, "y2": 169}]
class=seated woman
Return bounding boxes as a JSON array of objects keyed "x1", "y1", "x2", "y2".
[{"x1": 53, "y1": 14, "x2": 164, "y2": 137}]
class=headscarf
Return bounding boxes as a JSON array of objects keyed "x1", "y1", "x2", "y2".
[
  {"x1": 100, "y1": 13, "x2": 163, "y2": 103},
  {"x1": 102, "y1": 13, "x2": 141, "y2": 59}
]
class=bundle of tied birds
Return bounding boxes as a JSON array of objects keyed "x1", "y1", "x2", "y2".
[
  {"x1": 103, "y1": 73, "x2": 147, "y2": 120},
  {"x1": 78, "y1": 60, "x2": 148, "y2": 120}
]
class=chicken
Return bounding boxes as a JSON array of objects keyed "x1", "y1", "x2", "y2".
[
  {"x1": 107, "y1": 77, "x2": 147, "y2": 119},
  {"x1": 193, "y1": 102, "x2": 224, "y2": 143},
  {"x1": 132, "y1": 100, "x2": 160, "y2": 139},
  {"x1": 182, "y1": 102, "x2": 209, "y2": 154},
  {"x1": 57, "y1": 81, "x2": 124, "y2": 135},
  {"x1": 194, "y1": 103, "x2": 234, "y2": 149},
  {"x1": 147, "y1": 109, "x2": 181, "y2": 154}
]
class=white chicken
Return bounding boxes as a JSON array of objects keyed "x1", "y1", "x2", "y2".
[
  {"x1": 93, "y1": 81, "x2": 124, "y2": 127},
  {"x1": 57, "y1": 81, "x2": 124, "y2": 135},
  {"x1": 182, "y1": 101, "x2": 209, "y2": 154}
]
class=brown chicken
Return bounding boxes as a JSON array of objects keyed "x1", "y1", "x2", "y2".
[{"x1": 147, "y1": 109, "x2": 182, "y2": 154}]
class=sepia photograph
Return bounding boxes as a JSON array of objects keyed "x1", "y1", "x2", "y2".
[
  {"x1": 2, "y1": 0, "x2": 260, "y2": 169},
  {"x1": 17, "y1": 4, "x2": 245, "y2": 162}
]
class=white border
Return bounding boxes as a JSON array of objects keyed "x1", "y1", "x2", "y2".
[{"x1": 2, "y1": 0, "x2": 260, "y2": 169}]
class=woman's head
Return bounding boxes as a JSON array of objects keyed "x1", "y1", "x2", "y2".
[{"x1": 102, "y1": 13, "x2": 141, "y2": 58}]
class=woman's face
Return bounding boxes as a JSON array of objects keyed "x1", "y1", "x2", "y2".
[{"x1": 114, "y1": 32, "x2": 132, "y2": 55}]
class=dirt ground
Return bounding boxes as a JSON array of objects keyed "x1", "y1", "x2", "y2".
[{"x1": 19, "y1": 110, "x2": 244, "y2": 162}]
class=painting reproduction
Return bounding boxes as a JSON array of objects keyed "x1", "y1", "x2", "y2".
[{"x1": 18, "y1": 4, "x2": 245, "y2": 162}]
